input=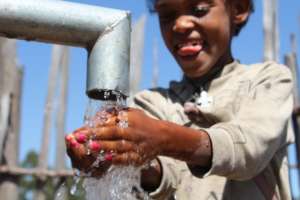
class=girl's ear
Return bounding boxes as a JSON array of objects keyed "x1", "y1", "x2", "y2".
[{"x1": 231, "y1": 0, "x2": 252, "y2": 26}]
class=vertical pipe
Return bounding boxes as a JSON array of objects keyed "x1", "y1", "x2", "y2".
[
  {"x1": 87, "y1": 15, "x2": 131, "y2": 100},
  {"x1": 130, "y1": 15, "x2": 146, "y2": 97}
]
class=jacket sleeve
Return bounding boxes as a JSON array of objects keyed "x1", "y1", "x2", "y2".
[
  {"x1": 202, "y1": 63, "x2": 293, "y2": 180},
  {"x1": 132, "y1": 89, "x2": 181, "y2": 199}
]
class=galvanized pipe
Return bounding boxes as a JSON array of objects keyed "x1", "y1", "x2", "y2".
[{"x1": 0, "y1": 0, "x2": 131, "y2": 100}]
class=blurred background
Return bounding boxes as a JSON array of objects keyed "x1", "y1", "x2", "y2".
[{"x1": 0, "y1": 0, "x2": 299, "y2": 199}]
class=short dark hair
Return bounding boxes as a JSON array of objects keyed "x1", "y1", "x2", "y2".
[{"x1": 146, "y1": 0, "x2": 254, "y2": 36}]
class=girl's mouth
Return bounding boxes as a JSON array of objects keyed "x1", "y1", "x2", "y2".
[{"x1": 176, "y1": 40, "x2": 204, "y2": 57}]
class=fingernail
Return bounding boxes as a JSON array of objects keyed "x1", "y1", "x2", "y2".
[
  {"x1": 75, "y1": 133, "x2": 87, "y2": 143},
  {"x1": 65, "y1": 134, "x2": 74, "y2": 142},
  {"x1": 89, "y1": 141, "x2": 101, "y2": 152},
  {"x1": 105, "y1": 153, "x2": 113, "y2": 161},
  {"x1": 70, "y1": 140, "x2": 79, "y2": 148}
]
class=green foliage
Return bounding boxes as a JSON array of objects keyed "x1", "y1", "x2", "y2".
[
  {"x1": 19, "y1": 150, "x2": 38, "y2": 200},
  {"x1": 19, "y1": 150, "x2": 85, "y2": 200}
]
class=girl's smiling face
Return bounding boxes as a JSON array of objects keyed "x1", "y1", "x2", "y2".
[{"x1": 155, "y1": 0, "x2": 249, "y2": 79}]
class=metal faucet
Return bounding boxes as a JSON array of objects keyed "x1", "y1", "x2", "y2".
[{"x1": 0, "y1": 0, "x2": 131, "y2": 100}]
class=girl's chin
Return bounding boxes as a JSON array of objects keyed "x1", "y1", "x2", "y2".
[
  {"x1": 176, "y1": 53, "x2": 209, "y2": 67},
  {"x1": 180, "y1": 62, "x2": 213, "y2": 78},
  {"x1": 176, "y1": 53, "x2": 201, "y2": 63},
  {"x1": 181, "y1": 68, "x2": 207, "y2": 78}
]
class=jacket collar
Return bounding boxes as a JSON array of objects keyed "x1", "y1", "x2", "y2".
[{"x1": 170, "y1": 60, "x2": 241, "y2": 103}]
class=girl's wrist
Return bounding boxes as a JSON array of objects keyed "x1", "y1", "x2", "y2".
[{"x1": 156, "y1": 120, "x2": 212, "y2": 167}]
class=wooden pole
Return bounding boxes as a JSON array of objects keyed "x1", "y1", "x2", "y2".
[
  {"x1": 55, "y1": 46, "x2": 69, "y2": 170},
  {"x1": 0, "y1": 38, "x2": 22, "y2": 200},
  {"x1": 0, "y1": 165, "x2": 73, "y2": 177},
  {"x1": 285, "y1": 34, "x2": 300, "y2": 196},
  {"x1": 0, "y1": 68, "x2": 23, "y2": 200},
  {"x1": 286, "y1": 55, "x2": 300, "y2": 109},
  {"x1": 35, "y1": 45, "x2": 63, "y2": 200},
  {"x1": 0, "y1": 93, "x2": 10, "y2": 161},
  {"x1": 52, "y1": 46, "x2": 70, "y2": 198},
  {"x1": 38, "y1": 45, "x2": 63, "y2": 170},
  {"x1": 152, "y1": 38, "x2": 159, "y2": 88},
  {"x1": 0, "y1": 38, "x2": 15, "y2": 161},
  {"x1": 263, "y1": 0, "x2": 279, "y2": 61}
]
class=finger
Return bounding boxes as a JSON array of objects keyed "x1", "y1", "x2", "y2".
[
  {"x1": 92, "y1": 126, "x2": 128, "y2": 140},
  {"x1": 66, "y1": 141, "x2": 93, "y2": 170},
  {"x1": 120, "y1": 108, "x2": 146, "y2": 127},
  {"x1": 65, "y1": 134, "x2": 80, "y2": 148},
  {"x1": 105, "y1": 115, "x2": 119, "y2": 126},
  {"x1": 73, "y1": 129, "x2": 91, "y2": 143},
  {"x1": 97, "y1": 140, "x2": 137, "y2": 153},
  {"x1": 112, "y1": 152, "x2": 144, "y2": 166},
  {"x1": 72, "y1": 124, "x2": 127, "y2": 145},
  {"x1": 92, "y1": 114, "x2": 118, "y2": 128},
  {"x1": 93, "y1": 109, "x2": 119, "y2": 127},
  {"x1": 73, "y1": 126, "x2": 90, "y2": 134},
  {"x1": 66, "y1": 140, "x2": 86, "y2": 159},
  {"x1": 66, "y1": 127, "x2": 93, "y2": 144},
  {"x1": 87, "y1": 140, "x2": 102, "y2": 152}
]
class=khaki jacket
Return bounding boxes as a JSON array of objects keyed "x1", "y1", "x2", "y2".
[{"x1": 132, "y1": 61, "x2": 294, "y2": 200}]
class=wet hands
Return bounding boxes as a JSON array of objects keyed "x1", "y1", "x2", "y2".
[
  {"x1": 65, "y1": 107, "x2": 164, "y2": 176},
  {"x1": 95, "y1": 108, "x2": 164, "y2": 165},
  {"x1": 65, "y1": 127, "x2": 111, "y2": 177}
]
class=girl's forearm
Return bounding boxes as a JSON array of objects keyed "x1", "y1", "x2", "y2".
[{"x1": 157, "y1": 120, "x2": 212, "y2": 167}]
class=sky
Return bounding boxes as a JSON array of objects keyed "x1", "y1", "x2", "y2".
[{"x1": 13, "y1": 0, "x2": 300, "y2": 198}]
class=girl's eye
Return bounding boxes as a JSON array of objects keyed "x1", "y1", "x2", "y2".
[{"x1": 192, "y1": 5, "x2": 209, "y2": 17}]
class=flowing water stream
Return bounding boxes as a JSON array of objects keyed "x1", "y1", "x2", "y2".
[{"x1": 55, "y1": 92, "x2": 151, "y2": 200}]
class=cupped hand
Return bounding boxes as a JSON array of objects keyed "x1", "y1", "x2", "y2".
[
  {"x1": 65, "y1": 107, "x2": 165, "y2": 175},
  {"x1": 91, "y1": 108, "x2": 165, "y2": 166},
  {"x1": 66, "y1": 105, "x2": 212, "y2": 180},
  {"x1": 65, "y1": 109, "x2": 119, "y2": 177},
  {"x1": 65, "y1": 127, "x2": 111, "y2": 177}
]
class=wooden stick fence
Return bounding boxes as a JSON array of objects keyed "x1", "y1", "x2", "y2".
[
  {"x1": 0, "y1": 165, "x2": 73, "y2": 177},
  {"x1": 0, "y1": 37, "x2": 22, "y2": 200}
]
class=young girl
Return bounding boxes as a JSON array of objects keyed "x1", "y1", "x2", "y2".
[{"x1": 66, "y1": 0, "x2": 294, "y2": 199}]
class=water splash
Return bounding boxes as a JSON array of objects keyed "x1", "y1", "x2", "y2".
[
  {"x1": 55, "y1": 182, "x2": 67, "y2": 200},
  {"x1": 62, "y1": 92, "x2": 151, "y2": 200},
  {"x1": 70, "y1": 175, "x2": 81, "y2": 195},
  {"x1": 83, "y1": 166, "x2": 150, "y2": 200}
]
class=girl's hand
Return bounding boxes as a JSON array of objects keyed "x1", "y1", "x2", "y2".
[
  {"x1": 66, "y1": 107, "x2": 211, "y2": 177},
  {"x1": 91, "y1": 108, "x2": 165, "y2": 166},
  {"x1": 65, "y1": 107, "x2": 164, "y2": 175},
  {"x1": 65, "y1": 109, "x2": 118, "y2": 176}
]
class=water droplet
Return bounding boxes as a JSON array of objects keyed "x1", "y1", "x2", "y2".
[
  {"x1": 118, "y1": 120, "x2": 128, "y2": 128},
  {"x1": 55, "y1": 182, "x2": 67, "y2": 200},
  {"x1": 70, "y1": 176, "x2": 80, "y2": 195}
]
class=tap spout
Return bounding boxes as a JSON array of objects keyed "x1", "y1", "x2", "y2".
[{"x1": 0, "y1": 0, "x2": 131, "y2": 100}]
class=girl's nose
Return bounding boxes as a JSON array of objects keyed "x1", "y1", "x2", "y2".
[{"x1": 173, "y1": 16, "x2": 195, "y2": 33}]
